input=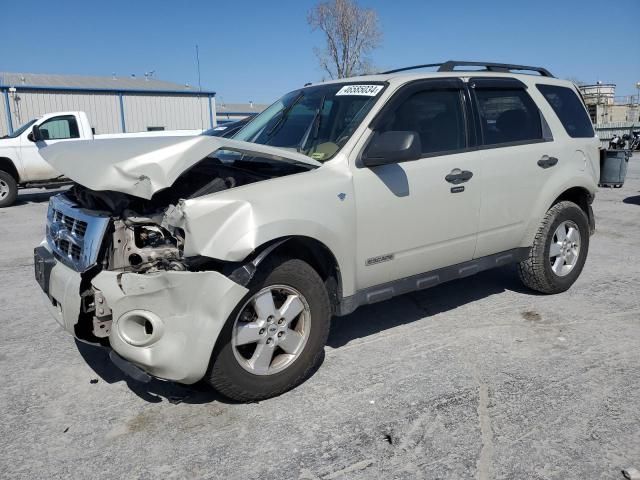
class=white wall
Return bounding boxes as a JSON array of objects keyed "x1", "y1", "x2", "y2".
[
  {"x1": 7, "y1": 91, "x2": 121, "y2": 134},
  {"x1": 0, "y1": 90, "x2": 213, "y2": 137},
  {"x1": 0, "y1": 99, "x2": 8, "y2": 137},
  {"x1": 122, "y1": 94, "x2": 210, "y2": 132}
]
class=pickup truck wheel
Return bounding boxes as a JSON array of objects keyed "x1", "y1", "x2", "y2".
[
  {"x1": 206, "y1": 257, "x2": 331, "y2": 401},
  {"x1": 0, "y1": 171, "x2": 18, "y2": 208},
  {"x1": 517, "y1": 201, "x2": 590, "y2": 294}
]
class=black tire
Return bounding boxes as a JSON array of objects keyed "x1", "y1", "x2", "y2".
[
  {"x1": 206, "y1": 257, "x2": 331, "y2": 401},
  {"x1": 517, "y1": 201, "x2": 590, "y2": 294},
  {"x1": 0, "y1": 170, "x2": 18, "y2": 208}
]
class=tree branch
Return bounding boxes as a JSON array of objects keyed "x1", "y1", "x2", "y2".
[{"x1": 308, "y1": 0, "x2": 381, "y2": 78}]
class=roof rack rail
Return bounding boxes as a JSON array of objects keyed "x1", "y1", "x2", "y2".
[{"x1": 382, "y1": 60, "x2": 554, "y2": 78}]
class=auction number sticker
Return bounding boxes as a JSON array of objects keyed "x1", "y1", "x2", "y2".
[{"x1": 335, "y1": 84, "x2": 383, "y2": 96}]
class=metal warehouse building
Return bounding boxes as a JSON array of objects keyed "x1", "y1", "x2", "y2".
[{"x1": 0, "y1": 72, "x2": 220, "y2": 137}]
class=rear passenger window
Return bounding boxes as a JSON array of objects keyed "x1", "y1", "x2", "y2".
[
  {"x1": 474, "y1": 89, "x2": 543, "y2": 145},
  {"x1": 536, "y1": 84, "x2": 594, "y2": 138},
  {"x1": 379, "y1": 89, "x2": 466, "y2": 155}
]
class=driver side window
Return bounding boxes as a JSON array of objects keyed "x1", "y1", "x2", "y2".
[
  {"x1": 38, "y1": 115, "x2": 80, "y2": 140},
  {"x1": 379, "y1": 88, "x2": 466, "y2": 155}
]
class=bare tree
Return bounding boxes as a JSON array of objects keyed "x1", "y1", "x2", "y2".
[{"x1": 307, "y1": 0, "x2": 382, "y2": 79}]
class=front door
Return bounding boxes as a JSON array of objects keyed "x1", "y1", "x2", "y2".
[
  {"x1": 352, "y1": 79, "x2": 481, "y2": 290},
  {"x1": 18, "y1": 114, "x2": 82, "y2": 181}
]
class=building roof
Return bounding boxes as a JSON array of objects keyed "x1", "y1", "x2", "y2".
[
  {"x1": 0, "y1": 71, "x2": 215, "y2": 95},
  {"x1": 216, "y1": 102, "x2": 270, "y2": 115}
]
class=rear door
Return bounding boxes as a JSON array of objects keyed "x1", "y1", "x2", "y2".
[
  {"x1": 352, "y1": 78, "x2": 482, "y2": 289},
  {"x1": 469, "y1": 77, "x2": 560, "y2": 258}
]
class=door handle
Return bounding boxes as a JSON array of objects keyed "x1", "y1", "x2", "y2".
[
  {"x1": 445, "y1": 168, "x2": 473, "y2": 185},
  {"x1": 537, "y1": 155, "x2": 558, "y2": 169}
]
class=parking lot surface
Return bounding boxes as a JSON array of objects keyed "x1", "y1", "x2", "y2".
[{"x1": 1, "y1": 158, "x2": 639, "y2": 480}]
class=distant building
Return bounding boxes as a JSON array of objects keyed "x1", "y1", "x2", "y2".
[
  {"x1": 0, "y1": 71, "x2": 217, "y2": 136},
  {"x1": 0, "y1": 72, "x2": 267, "y2": 137},
  {"x1": 579, "y1": 83, "x2": 640, "y2": 124},
  {"x1": 578, "y1": 83, "x2": 640, "y2": 146},
  {"x1": 216, "y1": 101, "x2": 269, "y2": 124}
]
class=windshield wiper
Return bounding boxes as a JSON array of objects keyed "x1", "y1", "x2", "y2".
[
  {"x1": 265, "y1": 92, "x2": 304, "y2": 140},
  {"x1": 298, "y1": 95, "x2": 326, "y2": 153}
]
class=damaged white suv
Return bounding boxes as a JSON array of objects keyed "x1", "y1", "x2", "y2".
[{"x1": 35, "y1": 61, "x2": 600, "y2": 401}]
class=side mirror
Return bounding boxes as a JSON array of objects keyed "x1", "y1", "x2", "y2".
[
  {"x1": 28, "y1": 125, "x2": 43, "y2": 142},
  {"x1": 362, "y1": 131, "x2": 422, "y2": 167}
]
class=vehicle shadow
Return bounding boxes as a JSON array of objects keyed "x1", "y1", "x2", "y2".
[
  {"x1": 14, "y1": 188, "x2": 69, "y2": 206},
  {"x1": 328, "y1": 265, "x2": 532, "y2": 349},
  {"x1": 75, "y1": 340, "x2": 236, "y2": 405},
  {"x1": 76, "y1": 265, "x2": 530, "y2": 403},
  {"x1": 372, "y1": 163, "x2": 410, "y2": 197},
  {"x1": 622, "y1": 194, "x2": 640, "y2": 206}
]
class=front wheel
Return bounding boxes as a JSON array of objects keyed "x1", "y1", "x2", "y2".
[
  {"x1": 0, "y1": 171, "x2": 18, "y2": 208},
  {"x1": 206, "y1": 257, "x2": 331, "y2": 401},
  {"x1": 518, "y1": 201, "x2": 590, "y2": 294}
]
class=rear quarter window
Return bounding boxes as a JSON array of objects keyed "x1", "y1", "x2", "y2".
[{"x1": 536, "y1": 84, "x2": 594, "y2": 138}]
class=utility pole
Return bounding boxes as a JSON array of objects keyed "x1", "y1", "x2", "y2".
[{"x1": 196, "y1": 44, "x2": 204, "y2": 130}]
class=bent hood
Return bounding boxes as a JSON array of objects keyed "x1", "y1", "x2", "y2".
[{"x1": 40, "y1": 136, "x2": 321, "y2": 199}]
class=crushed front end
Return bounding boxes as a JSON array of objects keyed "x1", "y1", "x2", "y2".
[
  {"x1": 34, "y1": 135, "x2": 320, "y2": 385},
  {"x1": 35, "y1": 188, "x2": 248, "y2": 384}
]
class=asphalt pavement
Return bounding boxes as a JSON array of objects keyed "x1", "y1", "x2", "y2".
[{"x1": 0, "y1": 158, "x2": 639, "y2": 479}]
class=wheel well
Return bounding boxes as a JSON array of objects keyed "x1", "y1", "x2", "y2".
[
  {"x1": 269, "y1": 236, "x2": 342, "y2": 314},
  {"x1": 552, "y1": 187, "x2": 592, "y2": 217},
  {"x1": 0, "y1": 158, "x2": 19, "y2": 182}
]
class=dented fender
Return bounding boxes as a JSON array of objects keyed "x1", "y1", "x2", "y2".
[{"x1": 164, "y1": 162, "x2": 358, "y2": 296}]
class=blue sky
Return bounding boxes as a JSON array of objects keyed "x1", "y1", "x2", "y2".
[{"x1": 1, "y1": 0, "x2": 638, "y2": 103}]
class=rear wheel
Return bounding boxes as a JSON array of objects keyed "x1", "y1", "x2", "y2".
[
  {"x1": 206, "y1": 257, "x2": 331, "y2": 401},
  {"x1": 518, "y1": 201, "x2": 590, "y2": 294},
  {"x1": 0, "y1": 171, "x2": 18, "y2": 208}
]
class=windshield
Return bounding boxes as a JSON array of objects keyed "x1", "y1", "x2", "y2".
[
  {"x1": 5, "y1": 119, "x2": 37, "y2": 139},
  {"x1": 234, "y1": 82, "x2": 385, "y2": 162}
]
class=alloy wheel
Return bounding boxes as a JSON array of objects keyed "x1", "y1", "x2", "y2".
[
  {"x1": 231, "y1": 285, "x2": 311, "y2": 375},
  {"x1": 0, "y1": 179, "x2": 9, "y2": 199},
  {"x1": 549, "y1": 220, "x2": 581, "y2": 277}
]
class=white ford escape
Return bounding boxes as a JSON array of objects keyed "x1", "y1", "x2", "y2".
[{"x1": 34, "y1": 61, "x2": 600, "y2": 401}]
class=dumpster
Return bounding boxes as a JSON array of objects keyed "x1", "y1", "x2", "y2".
[{"x1": 599, "y1": 150, "x2": 629, "y2": 188}]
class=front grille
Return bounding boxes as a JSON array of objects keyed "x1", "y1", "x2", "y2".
[
  {"x1": 52, "y1": 238, "x2": 82, "y2": 261},
  {"x1": 52, "y1": 208, "x2": 89, "y2": 238},
  {"x1": 46, "y1": 195, "x2": 111, "y2": 272}
]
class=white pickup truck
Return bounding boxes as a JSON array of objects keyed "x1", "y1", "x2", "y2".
[{"x1": 0, "y1": 111, "x2": 202, "y2": 207}]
